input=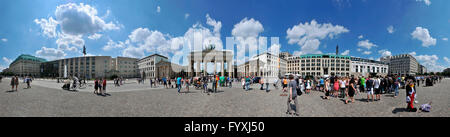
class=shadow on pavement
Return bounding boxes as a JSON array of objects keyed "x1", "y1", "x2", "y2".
[
  {"x1": 5, "y1": 90, "x2": 15, "y2": 93},
  {"x1": 392, "y1": 108, "x2": 410, "y2": 114}
]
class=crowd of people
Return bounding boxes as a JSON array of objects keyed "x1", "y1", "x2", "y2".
[{"x1": 278, "y1": 74, "x2": 444, "y2": 115}]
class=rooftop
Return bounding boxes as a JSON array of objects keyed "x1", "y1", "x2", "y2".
[{"x1": 11, "y1": 54, "x2": 47, "y2": 65}]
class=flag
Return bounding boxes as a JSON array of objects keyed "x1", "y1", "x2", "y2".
[{"x1": 83, "y1": 45, "x2": 86, "y2": 55}]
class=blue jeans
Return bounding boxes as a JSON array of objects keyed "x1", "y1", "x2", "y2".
[
  {"x1": 245, "y1": 82, "x2": 250, "y2": 91},
  {"x1": 394, "y1": 85, "x2": 399, "y2": 96},
  {"x1": 266, "y1": 83, "x2": 269, "y2": 92},
  {"x1": 177, "y1": 84, "x2": 181, "y2": 93}
]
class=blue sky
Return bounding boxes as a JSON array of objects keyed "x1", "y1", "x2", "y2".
[{"x1": 0, "y1": 0, "x2": 449, "y2": 72}]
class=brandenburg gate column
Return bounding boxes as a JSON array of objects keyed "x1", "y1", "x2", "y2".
[
  {"x1": 228, "y1": 61, "x2": 232, "y2": 78},
  {"x1": 214, "y1": 60, "x2": 217, "y2": 75},
  {"x1": 204, "y1": 60, "x2": 207, "y2": 76},
  {"x1": 221, "y1": 60, "x2": 225, "y2": 76},
  {"x1": 196, "y1": 60, "x2": 201, "y2": 77}
]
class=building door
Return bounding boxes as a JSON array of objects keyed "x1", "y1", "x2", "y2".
[{"x1": 324, "y1": 67, "x2": 329, "y2": 75}]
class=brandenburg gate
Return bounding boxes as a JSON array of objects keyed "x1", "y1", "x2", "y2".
[{"x1": 187, "y1": 49, "x2": 234, "y2": 77}]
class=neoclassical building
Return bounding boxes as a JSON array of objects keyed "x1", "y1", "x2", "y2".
[
  {"x1": 9, "y1": 54, "x2": 47, "y2": 77},
  {"x1": 350, "y1": 57, "x2": 389, "y2": 77},
  {"x1": 287, "y1": 54, "x2": 351, "y2": 77},
  {"x1": 187, "y1": 49, "x2": 234, "y2": 77},
  {"x1": 237, "y1": 52, "x2": 287, "y2": 78}
]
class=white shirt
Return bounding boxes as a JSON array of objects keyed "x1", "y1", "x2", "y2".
[
  {"x1": 340, "y1": 80, "x2": 346, "y2": 88},
  {"x1": 374, "y1": 78, "x2": 380, "y2": 88}
]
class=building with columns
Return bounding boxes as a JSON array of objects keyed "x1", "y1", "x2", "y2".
[
  {"x1": 187, "y1": 49, "x2": 234, "y2": 77},
  {"x1": 350, "y1": 57, "x2": 388, "y2": 77},
  {"x1": 137, "y1": 54, "x2": 169, "y2": 79},
  {"x1": 287, "y1": 54, "x2": 351, "y2": 77},
  {"x1": 237, "y1": 52, "x2": 287, "y2": 78}
]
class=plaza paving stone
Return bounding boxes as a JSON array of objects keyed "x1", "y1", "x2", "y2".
[{"x1": 0, "y1": 78, "x2": 448, "y2": 117}]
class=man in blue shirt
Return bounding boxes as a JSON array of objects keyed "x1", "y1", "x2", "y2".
[{"x1": 177, "y1": 77, "x2": 182, "y2": 93}]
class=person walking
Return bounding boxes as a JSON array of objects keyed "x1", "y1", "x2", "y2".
[
  {"x1": 242, "y1": 77, "x2": 246, "y2": 90},
  {"x1": 265, "y1": 77, "x2": 270, "y2": 92},
  {"x1": 11, "y1": 76, "x2": 16, "y2": 91},
  {"x1": 286, "y1": 75, "x2": 299, "y2": 116},
  {"x1": 185, "y1": 78, "x2": 190, "y2": 92},
  {"x1": 319, "y1": 77, "x2": 324, "y2": 92},
  {"x1": 245, "y1": 76, "x2": 251, "y2": 91},
  {"x1": 345, "y1": 77, "x2": 356, "y2": 104}
]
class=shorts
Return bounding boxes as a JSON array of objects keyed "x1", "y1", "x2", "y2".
[
  {"x1": 367, "y1": 88, "x2": 374, "y2": 95},
  {"x1": 374, "y1": 88, "x2": 381, "y2": 94},
  {"x1": 348, "y1": 90, "x2": 355, "y2": 97},
  {"x1": 283, "y1": 84, "x2": 287, "y2": 88}
]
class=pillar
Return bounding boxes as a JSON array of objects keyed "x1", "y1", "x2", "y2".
[
  {"x1": 204, "y1": 61, "x2": 207, "y2": 76},
  {"x1": 221, "y1": 60, "x2": 225, "y2": 76},
  {"x1": 196, "y1": 60, "x2": 200, "y2": 77},
  {"x1": 214, "y1": 60, "x2": 217, "y2": 75}
]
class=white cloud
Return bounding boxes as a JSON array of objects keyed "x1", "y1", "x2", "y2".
[
  {"x1": 443, "y1": 38, "x2": 448, "y2": 41},
  {"x1": 206, "y1": 14, "x2": 222, "y2": 37},
  {"x1": 416, "y1": 0, "x2": 431, "y2": 6},
  {"x1": 356, "y1": 48, "x2": 362, "y2": 52},
  {"x1": 35, "y1": 47, "x2": 66, "y2": 60},
  {"x1": 54, "y1": 3, "x2": 120, "y2": 36},
  {"x1": 185, "y1": 13, "x2": 190, "y2": 19},
  {"x1": 387, "y1": 25, "x2": 394, "y2": 34},
  {"x1": 414, "y1": 54, "x2": 445, "y2": 72},
  {"x1": 88, "y1": 33, "x2": 102, "y2": 40},
  {"x1": 444, "y1": 57, "x2": 450, "y2": 64},
  {"x1": 341, "y1": 50, "x2": 350, "y2": 55},
  {"x1": 1, "y1": 38, "x2": 7, "y2": 42},
  {"x1": 411, "y1": 27, "x2": 436, "y2": 47},
  {"x1": 378, "y1": 49, "x2": 392, "y2": 57},
  {"x1": 362, "y1": 51, "x2": 372, "y2": 55},
  {"x1": 2, "y1": 57, "x2": 12, "y2": 64},
  {"x1": 357, "y1": 39, "x2": 377, "y2": 49},
  {"x1": 56, "y1": 33, "x2": 84, "y2": 51},
  {"x1": 287, "y1": 20, "x2": 349, "y2": 55},
  {"x1": 102, "y1": 39, "x2": 126, "y2": 51},
  {"x1": 121, "y1": 14, "x2": 222, "y2": 59},
  {"x1": 409, "y1": 51, "x2": 417, "y2": 56},
  {"x1": 34, "y1": 17, "x2": 58, "y2": 38},
  {"x1": 358, "y1": 35, "x2": 363, "y2": 39},
  {"x1": 157, "y1": 6, "x2": 161, "y2": 13},
  {"x1": 232, "y1": 18, "x2": 264, "y2": 38}
]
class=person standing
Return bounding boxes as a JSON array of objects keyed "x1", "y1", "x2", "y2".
[
  {"x1": 339, "y1": 78, "x2": 346, "y2": 98},
  {"x1": 394, "y1": 76, "x2": 400, "y2": 98},
  {"x1": 333, "y1": 78, "x2": 339, "y2": 97},
  {"x1": 102, "y1": 78, "x2": 107, "y2": 96},
  {"x1": 345, "y1": 77, "x2": 356, "y2": 104},
  {"x1": 265, "y1": 77, "x2": 270, "y2": 92},
  {"x1": 286, "y1": 75, "x2": 299, "y2": 116},
  {"x1": 245, "y1": 76, "x2": 251, "y2": 91},
  {"x1": 177, "y1": 76, "x2": 182, "y2": 93},
  {"x1": 374, "y1": 77, "x2": 381, "y2": 101},
  {"x1": 26, "y1": 76, "x2": 32, "y2": 89},
  {"x1": 242, "y1": 77, "x2": 245, "y2": 90},
  {"x1": 10, "y1": 76, "x2": 16, "y2": 91},
  {"x1": 319, "y1": 77, "x2": 324, "y2": 92},
  {"x1": 94, "y1": 78, "x2": 99, "y2": 94},
  {"x1": 360, "y1": 76, "x2": 366, "y2": 93},
  {"x1": 406, "y1": 80, "x2": 417, "y2": 112},
  {"x1": 323, "y1": 78, "x2": 330, "y2": 100},
  {"x1": 366, "y1": 77, "x2": 374, "y2": 102},
  {"x1": 305, "y1": 79, "x2": 311, "y2": 94},
  {"x1": 185, "y1": 78, "x2": 190, "y2": 92}
]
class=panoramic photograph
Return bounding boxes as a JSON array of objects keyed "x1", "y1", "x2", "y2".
[{"x1": 0, "y1": 0, "x2": 449, "y2": 119}]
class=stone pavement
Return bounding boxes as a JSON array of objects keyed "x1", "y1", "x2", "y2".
[{"x1": 0, "y1": 77, "x2": 448, "y2": 117}]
